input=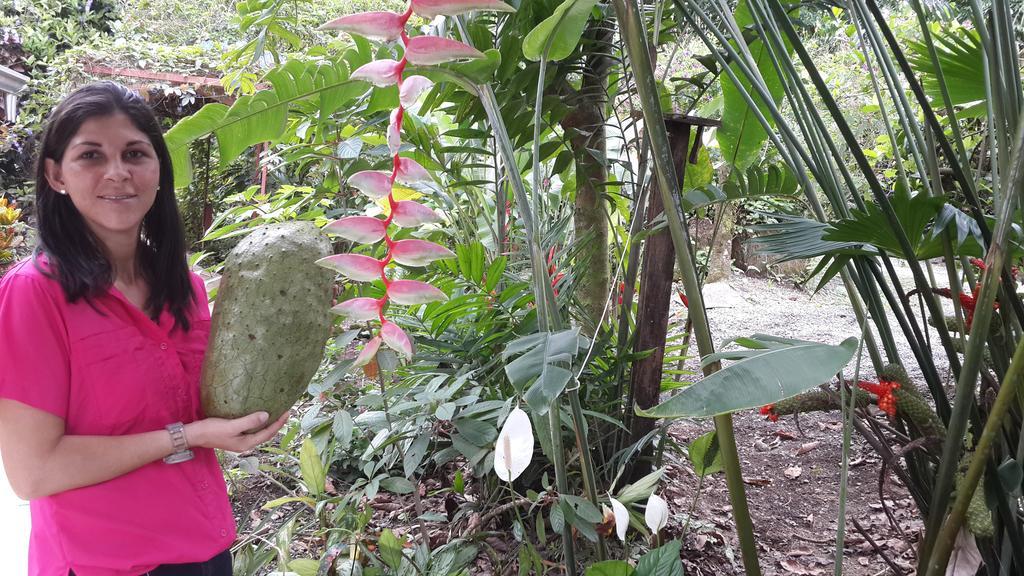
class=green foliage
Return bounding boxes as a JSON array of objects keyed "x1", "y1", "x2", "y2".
[
  {"x1": 0, "y1": 0, "x2": 117, "y2": 129},
  {"x1": 687, "y1": 431, "x2": 722, "y2": 477},
  {"x1": 907, "y1": 24, "x2": 986, "y2": 113},
  {"x1": 164, "y1": 58, "x2": 362, "y2": 188},
  {"x1": 522, "y1": 0, "x2": 599, "y2": 61},
  {"x1": 502, "y1": 328, "x2": 587, "y2": 415},
  {"x1": 638, "y1": 335, "x2": 858, "y2": 419},
  {"x1": 717, "y1": 0, "x2": 790, "y2": 170},
  {"x1": 682, "y1": 161, "x2": 797, "y2": 210}
]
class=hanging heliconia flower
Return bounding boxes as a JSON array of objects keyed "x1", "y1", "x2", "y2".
[{"x1": 318, "y1": 0, "x2": 514, "y2": 364}]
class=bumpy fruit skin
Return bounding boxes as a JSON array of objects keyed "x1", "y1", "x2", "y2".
[
  {"x1": 957, "y1": 452, "x2": 995, "y2": 538},
  {"x1": 878, "y1": 364, "x2": 946, "y2": 438},
  {"x1": 201, "y1": 221, "x2": 334, "y2": 424},
  {"x1": 770, "y1": 389, "x2": 870, "y2": 417}
]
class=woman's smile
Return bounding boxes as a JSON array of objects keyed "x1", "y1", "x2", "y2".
[{"x1": 44, "y1": 112, "x2": 160, "y2": 245}]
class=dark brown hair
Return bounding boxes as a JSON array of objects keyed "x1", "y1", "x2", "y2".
[{"x1": 34, "y1": 81, "x2": 194, "y2": 330}]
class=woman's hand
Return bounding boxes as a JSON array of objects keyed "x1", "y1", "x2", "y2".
[{"x1": 184, "y1": 411, "x2": 290, "y2": 453}]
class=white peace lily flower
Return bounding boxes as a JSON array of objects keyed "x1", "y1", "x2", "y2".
[
  {"x1": 610, "y1": 497, "x2": 629, "y2": 541},
  {"x1": 644, "y1": 493, "x2": 669, "y2": 534},
  {"x1": 493, "y1": 407, "x2": 534, "y2": 482}
]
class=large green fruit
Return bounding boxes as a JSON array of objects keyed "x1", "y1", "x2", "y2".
[{"x1": 201, "y1": 221, "x2": 334, "y2": 424}]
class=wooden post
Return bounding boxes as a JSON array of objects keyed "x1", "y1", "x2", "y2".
[{"x1": 626, "y1": 115, "x2": 719, "y2": 479}]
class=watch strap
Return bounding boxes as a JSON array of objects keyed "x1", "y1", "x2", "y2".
[{"x1": 163, "y1": 422, "x2": 194, "y2": 464}]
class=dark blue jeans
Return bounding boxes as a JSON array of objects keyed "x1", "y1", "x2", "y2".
[{"x1": 69, "y1": 549, "x2": 232, "y2": 576}]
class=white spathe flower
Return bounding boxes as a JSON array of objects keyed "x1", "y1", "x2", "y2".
[
  {"x1": 644, "y1": 493, "x2": 669, "y2": 534},
  {"x1": 610, "y1": 497, "x2": 629, "y2": 541},
  {"x1": 493, "y1": 407, "x2": 534, "y2": 482}
]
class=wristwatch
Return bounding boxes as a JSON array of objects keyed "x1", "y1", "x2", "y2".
[{"x1": 163, "y1": 422, "x2": 194, "y2": 464}]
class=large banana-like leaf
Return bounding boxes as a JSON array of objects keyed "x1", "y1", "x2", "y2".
[
  {"x1": 164, "y1": 58, "x2": 364, "y2": 189},
  {"x1": 681, "y1": 162, "x2": 797, "y2": 210},
  {"x1": 636, "y1": 335, "x2": 858, "y2": 418},
  {"x1": 717, "y1": 0, "x2": 791, "y2": 170},
  {"x1": 502, "y1": 328, "x2": 586, "y2": 416},
  {"x1": 907, "y1": 26, "x2": 985, "y2": 113},
  {"x1": 522, "y1": 0, "x2": 599, "y2": 62}
]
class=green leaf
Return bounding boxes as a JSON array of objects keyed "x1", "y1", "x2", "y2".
[
  {"x1": 586, "y1": 561, "x2": 636, "y2": 576},
  {"x1": 907, "y1": 26, "x2": 985, "y2": 113},
  {"x1": 637, "y1": 336, "x2": 858, "y2": 419},
  {"x1": 681, "y1": 132, "x2": 713, "y2": 192},
  {"x1": 718, "y1": 0, "x2": 791, "y2": 170},
  {"x1": 287, "y1": 559, "x2": 321, "y2": 576},
  {"x1": 824, "y1": 190, "x2": 951, "y2": 259},
  {"x1": 165, "y1": 58, "x2": 360, "y2": 188},
  {"x1": 503, "y1": 328, "x2": 585, "y2": 415},
  {"x1": 998, "y1": 458, "x2": 1023, "y2": 495},
  {"x1": 403, "y1": 432, "x2": 430, "y2": 478},
  {"x1": 262, "y1": 495, "x2": 316, "y2": 510},
  {"x1": 378, "y1": 529, "x2": 406, "y2": 571},
  {"x1": 333, "y1": 410, "x2": 354, "y2": 451},
  {"x1": 380, "y1": 476, "x2": 416, "y2": 494},
  {"x1": 522, "y1": 0, "x2": 599, "y2": 62},
  {"x1": 550, "y1": 502, "x2": 565, "y2": 533},
  {"x1": 682, "y1": 162, "x2": 797, "y2": 210},
  {"x1": 635, "y1": 540, "x2": 684, "y2": 576},
  {"x1": 562, "y1": 494, "x2": 603, "y2": 523},
  {"x1": 299, "y1": 437, "x2": 326, "y2": 497},
  {"x1": 688, "y1": 431, "x2": 723, "y2": 477},
  {"x1": 429, "y1": 540, "x2": 479, "y2": 575},
  {"x1": 750, "y1": 215, "x2": 870, "y2": 263},
  {"x1": 615, "y1": 467, "x2": 665, "y2": 505},
  {"x1": 453, "y1": 417, "x2": 498, "y2": 446}
]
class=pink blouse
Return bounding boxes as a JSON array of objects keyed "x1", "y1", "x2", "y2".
[{"x1": 0, "y1": 258, "x2": 236, "y2": 576}]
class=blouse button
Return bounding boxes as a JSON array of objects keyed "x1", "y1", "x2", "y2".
[
  {"x1": 220, "y1": 529, "x2": 228, "y2": 537},
  {"x1": 160, "y1": 342, "x2": 168, "y2": 350}
]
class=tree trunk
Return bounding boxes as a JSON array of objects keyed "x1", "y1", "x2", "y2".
[
  {"x1": 704, "y1": 203, "x2": 736, "y2": 283},
  {"x1": 627, "y1": 121, "x2": 695, "y2": 479},
  {"x1": 561, "y1": 21, "x2": 613, "y2": 332}
]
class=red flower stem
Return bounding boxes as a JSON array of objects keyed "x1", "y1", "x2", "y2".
[{"x1": 379, "y1": 31, "x2": 412, "y2": 326}]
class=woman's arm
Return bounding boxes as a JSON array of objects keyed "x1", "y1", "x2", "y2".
[{"x1": 0, "y1": 399, "x2": 288, "y2": 500}]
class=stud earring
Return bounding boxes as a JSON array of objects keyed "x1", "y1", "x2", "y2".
[{"x1": 58, "y1": 189, "x2": 68, "y2": 195}]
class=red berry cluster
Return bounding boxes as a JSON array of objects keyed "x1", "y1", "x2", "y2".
[
  {"x1": 760, "y1": 404, "x2": 779, "y2": 422},
  {"x1": 857, "y1": 379, "x2": 900, "y2": 417}
]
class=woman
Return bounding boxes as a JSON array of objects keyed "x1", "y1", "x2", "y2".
[{"x1": 0, "y1": 82, "x2": 289, "y2": 575}]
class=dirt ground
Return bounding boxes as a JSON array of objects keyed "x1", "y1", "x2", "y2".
[
  {"x1": 229, "y1": 262, "x2": 954, "y2": 575},
  {"x1": 661, "y1": 264, "x2": 953, "y2": 576}
]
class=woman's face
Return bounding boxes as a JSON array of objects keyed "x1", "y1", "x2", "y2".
[{"x1": 44, "y1": 113, "x2": 160, "y2": 244}]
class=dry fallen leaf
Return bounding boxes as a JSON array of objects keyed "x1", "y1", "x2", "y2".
[
  {"x1": 787, "y1": 545, "x2": 814, "y2": 557},
  {"x1": 795, "y1": 441, "x2": 821, "y2": 456},
  {"x1": 775, "y1": 430, "x2": 799, "y2": 440},
  {"x1": 857, "y1": 557, "x2": 869, "y2": 566},
  {"x1": 784, "y1": 466, "x2": 803, "y2": 480},
  {"x1": 779, "y1": 558, "x2": 825, "y2": 575},
  {"x1": 743, "y1": 477, "x2": 772, "y2": 486}
]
